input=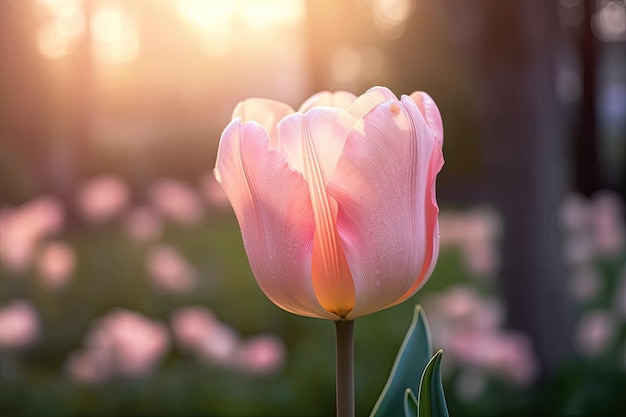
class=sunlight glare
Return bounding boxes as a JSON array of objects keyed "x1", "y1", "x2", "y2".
[
  {"x1": 371, "y1": 0, "x2": 415, "y2": 40},
  {"x1": 35, "y1": 0, "x2": 85, "y2": 60},
  {"x1": 91, "y1": 7, "x2": 140, "y2": 65},
  {"x1": 174, "y1": 0, "x2": 305, "y2": 57},
  {"x1": 240, "y1": 0, "x2": 306, "y2": 29}
]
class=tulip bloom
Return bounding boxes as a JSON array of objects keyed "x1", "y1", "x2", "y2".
[{"x1": 215, "y1": 86, "x2": 443, "y2": 320}]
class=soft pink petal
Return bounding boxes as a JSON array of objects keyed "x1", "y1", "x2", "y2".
[
  {"x1": 214, "y1": 119, "x2": 334, "y2": 319},
  {"x1": 329, "y1": 97, "x2": 443, "y2": 319},
  {"x1": 298, "y1": 91, "x2": 357, "y2": 113},
  {"x1": 277, "y1": 108, "x2": 357, "y2": 179},
  {"x1": 409, "y1": 92, "x2": 444, "y2": 144},
  {"x1": 232, "y1": 99, "x2": 294, "y2": 147},
  {"x1": 277, "y1": 109, "x2": 358, "y2": 317},
  {"x1": 346, "y1": 86, "x2": 398, "y2": 119}
]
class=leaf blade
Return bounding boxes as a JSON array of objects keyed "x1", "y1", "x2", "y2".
[
  {"x1": 370, "y1": 305, "x2": 432, "y2": 417},
  {"x1": 417, "y1": 350, "x2": 449, "y2": 417}
]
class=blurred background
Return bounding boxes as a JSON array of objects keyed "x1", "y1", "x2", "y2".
[{"x1": 0, "y1": 0, "x2": 625, "y2": 415}]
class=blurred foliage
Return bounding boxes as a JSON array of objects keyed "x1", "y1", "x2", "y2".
[{"x1": 1, "y1": 206, "x2": 624, "y2": 416}]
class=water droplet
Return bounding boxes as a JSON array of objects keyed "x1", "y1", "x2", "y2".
[{"x1": 375, "y1": 280, "x2": 381, "y2": 287}]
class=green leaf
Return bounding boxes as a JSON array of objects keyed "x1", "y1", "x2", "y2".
[
  {"x1": 370, "y1": 305, "x2": 433, "y2": 417},
  {"x1": 417, "y1": 350, "x2": 449, "y2": 417},
  {"x1": 403, "y1": 389, "x2": 418, "y2": 417}
]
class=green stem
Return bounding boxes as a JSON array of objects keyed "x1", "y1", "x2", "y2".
[{"x1": 335, "y1": 319, "x2": 354, "y2": 417}]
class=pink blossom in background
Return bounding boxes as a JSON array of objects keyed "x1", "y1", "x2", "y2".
[
  {"x1": 560, "y1": 191, "x2": 626, "y2": 263},
  {"x1": 233, "y1": 334, "x2": 286, "y2": 374},
  {"x1": 148, "y1": 179, "x2": 204, "y2": 225},
  {"x1": 170, "y1": 307, "x2": 286, "y2": 374},
  {"x1": 76, "y1": 175, "x2": 130, "y2": 223},
  {"x1": 122, "y1": 206, "x2": 163, "y2": 242},
  {"x1": 439, "y1": 207, "x2": 501, "y2": 276},
  {"x1": 560, "y1": 193, "x2": 590, "y2": 233},
  {"x1": 0, "y1": 196, "x2": 64, "y2": 272},
  {"x1": 199, "y1": 172, "x2": 230, "y2": 210},
  {"x1": 171, "y1": 307, "x2": 218, "y2": 352},
  {"x1": 562, "y1": 234, "x2": 595, "y2": 265},
  {"x1": 423, "y1": 286, "x2": 538, "y2": 387},
  {"x1": 425, "y1": 285, "x2": 503, "y2": 333},
  {"x1": 146, "y1": 244, "x2": 197, "y2": 293},
  {"x1": 448, "y1": 331, "x2": 538, "y2": 386},
  {"x1": 569, "y1": 266, "x2": 602, "y2": 302},
  {"x1": 36, "y1": 240, "x2": 76, "y2": 290},
  {"x1": 65, "y1": 346, "x2": 112, "y2": 384},
  {"x1": 0, "y1": 299, "x2": 40, "y2": 349},
  {"x1": 590, "y1": 191, "x2": 625, "y2": 256},
  {"x1": 171, "y1": 306, "x2": 240, "y2": 365},
  {"x1": 576, "y1": 309, "x2": 618, "y2": 358},
  {"x1": 66, "y1": 309, "x2": 170, "y2": 383}
]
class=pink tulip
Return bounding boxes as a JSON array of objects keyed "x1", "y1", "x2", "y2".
[
  {"x1": 0, "y1": 299, "x2": 40, "y2": 349},
  {"x1": 37, "y1": 240, "x2": 76, "y2": 290},
  {"x1": 215, "y1": 86, "x2": 444, "y2": 320}
]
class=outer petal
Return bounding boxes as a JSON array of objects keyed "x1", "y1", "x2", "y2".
[
  {"x1": 346, "y1": 86, "x2": 398, "y2": 119},
  {"x1": 328, "y1": 97, "x2": 443, "y2": 319},
  {"x1": 298, "y1": 91, "x2": 357, "y2": 113},
  {"x1": 232, "y1": 99, "x2": 295, "y2": 148},
  {"x1": 214, "y1": 119, "x2": 335, "y2": 319},
  {"x1": 409, "y1": 92, "x2": 444, "y2": 144},
  {"x1": 389, "y1": 95, "x2": 444, "y2": 307}
]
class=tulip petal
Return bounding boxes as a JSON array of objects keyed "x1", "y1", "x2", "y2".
[
  {"x1": 347, "y1": 86, "x2": 398, "y2": 119},
  {"x1": 214, "y1": 119, "x2": 335, "y2": 319},
  {"x1": 328, "y1": 97, "x2": 443, "y2": 319},
  {"x1": 277, "y1": 108, "x2": 357, "y2": 180},
  {"x1": 232, "y1": 99, "x2": 295, "y2": 147},
  {"x1": 298, "y1": 91, "x2": 357, "y2": 113},
  {"x1": 409, "y1": 92, "x2": 444, "y2": 144},
  {"x1": 277, "y1": 109, "x2": 358, "y2": 318}
]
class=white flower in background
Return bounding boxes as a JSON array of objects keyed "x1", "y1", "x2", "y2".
[
  {"x1": 0, "y1": 299, "x2": 40, "y2": 350},
  {"x1": 76, "y1": 175, "x2": 130, "y2": 223},
  {"x1": 37, "y1": 240, "x2": 76, "y2": 290},
  {"x1": 148, "y1": 179, "x2": 204, "y2": 225},
  {"x1": 146, "y1": 244, "x2": 197, "y2": 293}
]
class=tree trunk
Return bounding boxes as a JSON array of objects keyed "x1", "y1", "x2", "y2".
[{"x1": 442, "y1": 0, "x2": 575, "y2": 374}]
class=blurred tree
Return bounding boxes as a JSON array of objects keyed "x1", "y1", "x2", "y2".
[
  {"x1": 0, "y1": 1, "x2": 51, "y2": 202},
  {"x1": 575, "y1": 0, "x2": 602, "y2": 197},
  {"x1": 440, "y1": 0, "x2": 576, "y2": 374}
]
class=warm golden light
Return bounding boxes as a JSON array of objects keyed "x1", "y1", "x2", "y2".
[
  {"x1": 240, "y1": 0, "x2": 306, "y2": 29},
  {"x1": 174, "y1": 0, "x2": 305, "y2": 57},
  {"x1": 371, "y1": 0, "x2": 415, "y2": 40},
  {"x1": 91, "y1": 7, "x2": 140, "y2": 65},
  {"x1": 35, "y1": 0, "x2": 85, "y2": 60}
]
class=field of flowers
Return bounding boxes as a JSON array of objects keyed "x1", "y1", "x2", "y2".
[{"x1": 1, "y1": 173, "x2": 624, "y2": 416}]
